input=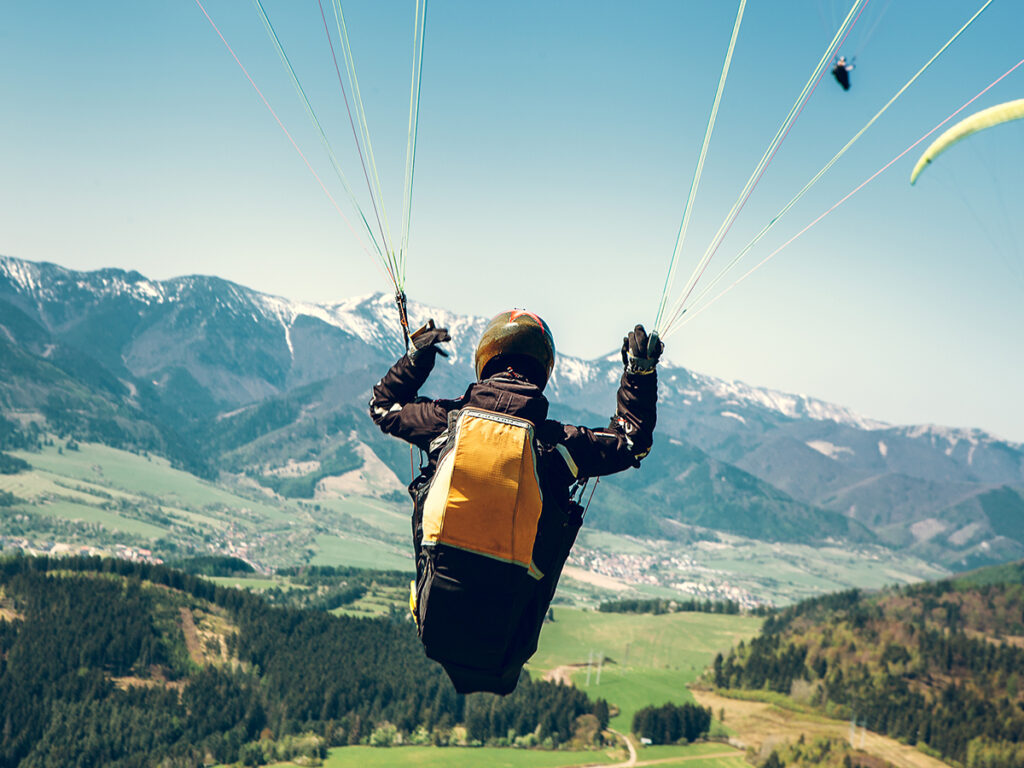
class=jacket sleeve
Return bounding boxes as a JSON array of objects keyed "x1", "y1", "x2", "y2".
[
  {"x1": 368, "y1": 353, "x2": 449, "y2": 452},
  {"x1": 556, "y1": 369, "x2": 658, "y2": 479}
]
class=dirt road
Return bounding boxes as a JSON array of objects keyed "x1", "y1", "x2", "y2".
[
  {"x1": 543, "y1": 664, "x2": 588, "y2": 686},
  {"x1": 605, "y1": 729, "x2": 637, "y2": 767}
]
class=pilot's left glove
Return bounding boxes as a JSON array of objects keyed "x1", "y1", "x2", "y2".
[
  {"x1": 408, "y1": 319, "x2": 451, "y2": 364},
  {"x1": 621, "y1": 325, "x2": 663, "y2": 375}
]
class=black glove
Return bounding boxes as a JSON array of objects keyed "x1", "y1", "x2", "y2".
[
  {"x1": 408, "y1": 319, "x2": 451, "y2": 364},
  {"x1": 621, "y1": 325, "x2": 663, "y2": 374}
]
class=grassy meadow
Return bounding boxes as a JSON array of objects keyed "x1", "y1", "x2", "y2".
[
  {"x1": 310, "y1": 532, "x2": 411, "y2": 571},
  {"x1": 12, "y1": 442, "x2": 289, "y2": 522},
  {"x1": 2, "y1": 441, "x2": 412, "y2": 570},
  {"x1": 301, "y1": 741, "x2": 748, "y2": 767},
  {"x1": 334, "y1": 582, "x2": 410, "y2": 617},
  {"x1": 531, "y1": 607, "x2": 762, "y2": 731},
  {"x1": 311, "y1": 745, "x2": 620, "y2": 767}
]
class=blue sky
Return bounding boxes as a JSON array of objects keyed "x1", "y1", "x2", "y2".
[{"x1": 2, "y1": 1, "x2": 1022, "y2": 441}]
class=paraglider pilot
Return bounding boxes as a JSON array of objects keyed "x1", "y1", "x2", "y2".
[
  {"x1": 832, "y1": 55, "x2": 854, "y2": 91},
  {"x1": 369, "y1": 311, "x2": 661, "y2": 694}
]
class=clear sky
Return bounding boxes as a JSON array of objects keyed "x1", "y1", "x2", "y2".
[{"x1": 1, "y1": 1, "x2": 1022, "y2": 441}]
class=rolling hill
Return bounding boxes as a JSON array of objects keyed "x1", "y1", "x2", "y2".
[{"x1": 711, "y1": 560, "x2": 1024, "y2": 767}]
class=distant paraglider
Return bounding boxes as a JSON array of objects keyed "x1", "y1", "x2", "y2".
[
  {"x1": 832, "y1": 55, "x2": 854, "y2": 90},
  {"x1": 910, "y1": 98, "x2": 1024, "y2": 184}
]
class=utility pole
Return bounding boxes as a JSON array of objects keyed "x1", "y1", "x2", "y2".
[{"x1": 586, "y1": 649, "x2": 593, "y2": 687}]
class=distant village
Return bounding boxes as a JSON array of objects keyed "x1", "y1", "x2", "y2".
[
  {"x1": 0, "y1": 535, "x2": 164, "y2": 565},
  {"x1": 568, "y1": 546, "x2": 765, "y2": 609},
  {"x1": 2, "y1": 526, "x2": 769, "y2": 609}
]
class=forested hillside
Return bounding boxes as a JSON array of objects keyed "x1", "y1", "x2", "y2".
[
  {"x1": 0, "y1": 555, "x2": 608, "y2": 767},
  {"x1": 711, "y1": 562, "x2": 1024, "y2": 767}
]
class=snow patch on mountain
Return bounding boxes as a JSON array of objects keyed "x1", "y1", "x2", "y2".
[
  {"x1": 553, "y1": 356, "x2": 597, "y2": 388},
  {"x1": 807, "y1": 440, "x2": 855, "y2": 460},
  {"x1": 910, "y1": 518, "x2": 947, "y2": 543},
  {"x1": 663, "y1": 367, "x2": 887, "y2": 431},
  {"x1": 1, "y1": 256, "x2": 168, "y2": 305},
  {"x1": 283, "y1": 324, "x2": 294, "y2": 360},
  {"x1": 891, "y1": 423, "x2": 1014, "y2": 454},
  {"x1": 901, "y1": 423, "x2": 985, "y2": 447},
  {"x1": 0, "y1": 256, "x2": 40, "y2": 295},
  {"x1": 949, "y1": 523, "x2": 983, "y2": 547}
]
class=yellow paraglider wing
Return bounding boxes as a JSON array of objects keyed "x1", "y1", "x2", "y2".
[{"x1": 910, "y1": 98, "x2": 1024, "y2": 185}]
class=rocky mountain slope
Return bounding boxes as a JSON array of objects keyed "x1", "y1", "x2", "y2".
[{"x1": 2, "y1": 255, "x2": 1022, "y2": 566}]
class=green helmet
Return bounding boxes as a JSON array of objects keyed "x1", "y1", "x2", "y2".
[{"x1": 475, "y1": 310, "x2": 556, "y2": 389}]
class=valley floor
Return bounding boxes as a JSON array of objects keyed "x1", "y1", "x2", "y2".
[{"x1": 2, "y1": 441, "x2": 952, "y2": 610}]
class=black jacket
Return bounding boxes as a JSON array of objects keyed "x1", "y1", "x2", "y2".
[{"x1": 369, "y1": 350, "x2": 658, "y2": 693}]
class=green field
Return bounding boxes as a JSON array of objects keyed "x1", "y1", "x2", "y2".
[
  {"x1": 571, "y1": 523, "x2": 948, "y2": 608},
  {"x1": 312, "y1": 745, "x2": 617, "y2": 767},
  {"x1": 2, "y1": 442, "x2": 411, "y2": 570},
  {"x1": 634, "y1": 742, "x2": 748, "y2": 765},
  {"x1": 531, "y1": 608, "x2": 761, "y2": 731},
  {"x1": 315, "y1": 496, "x2": 412, "y2": 539},
  {"x1": 687, "y1": 537, "x2": 949, "y2": 605},
  {"x1": 205, "y1": 576, "x2": 288, "y2": 591},
  {"x1": 335, "y1": 583, "x2": 411, "y2": 617},
  {"x1": 575, "y1": 529, "x2": 653, "y2": 555},
  {"x1": 311, "y1": 533, "x2": 412, "y2": 571},
  {"x1": 14, "y1": 443, "x2": 289, "y2": 521},
  {"x1": 28, "y1": 499, "x2": 168, "y2": 539},
  {"x1": 581, "y1": 666, "x2": 700, "y2": 729},
  {"x1": 267, "y1": 740, "x2": 747, "y2": 767},
  {"x1": 531, "y1": 608, "x2": 761, "y2": 673}
]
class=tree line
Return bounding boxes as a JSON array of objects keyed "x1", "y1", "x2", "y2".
[
  {"x1": 631, "y1": 702, "x2": 711, "y2": 745},
  {"x1": 712, "y1": 581, "x2": 1024, "y2": 767},
  {"x1": 598, "y1": 597, "x2": 745, "y2": 615},
  {"x1": 0, "y1": 554, "x2": 608, "y2": 767}
]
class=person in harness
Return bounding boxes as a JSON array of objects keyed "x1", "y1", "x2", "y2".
[
  {"x1": 832, "y1": 55, "x2": 854, "y2": 91},
  {"x1": 369, "y1": 310, "x2": 661, "y2": 694}
]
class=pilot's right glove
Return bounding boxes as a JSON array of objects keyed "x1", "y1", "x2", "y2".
[
  {"x1": 408, "y1": 319, "x2": 451, "y2": 365},
  {"x1": 621, "y1": 325, "x2": 663, "y2": 375}
]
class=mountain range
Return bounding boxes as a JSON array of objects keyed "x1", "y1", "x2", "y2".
[{"x1": 1, "y1": 254, "x2": 1022, "y2": 569}]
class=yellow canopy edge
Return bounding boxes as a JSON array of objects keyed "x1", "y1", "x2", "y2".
[{"x1": 911, "y1": 98, "x2": 1024, "y2": 184}]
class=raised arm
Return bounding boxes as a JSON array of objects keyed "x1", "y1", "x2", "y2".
[
  {"x1": 557, "y1": 325, "x2": 662, "y2": 479},
  {"x1": 368, "y1": 320, "x2": 451, "y2": 451}
]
